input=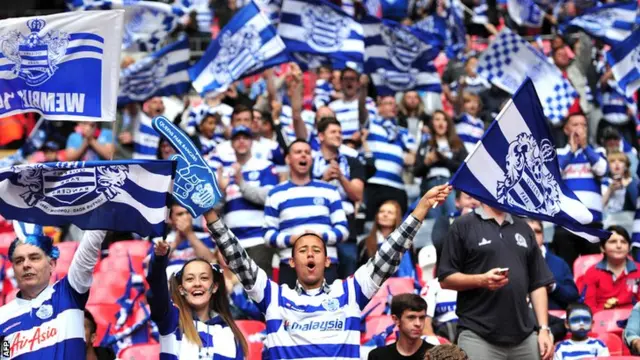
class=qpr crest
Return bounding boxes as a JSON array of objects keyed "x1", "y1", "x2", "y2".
[
  {"x1": 208, "y1": 25, "x2": 264, "y2": 87},
  {"x1": 120, "y1": 55, "x2": 168, "y2": 98},
  {"x1": 380, "y1": 27, "x2": 424, "y2": 71},
  {"x1": 0, "y1": 19, "x2": 69, "y2": 86},
  {"x1": 300, "y1": 5, "x2": 351, "y2": 52},
  {"x1": 496, "y1": 133, "x2": 561, "y2": 217},
  {"x1": 13, "y1": 163, "x2": 129, "y2": 214},
  {"x1": 377, "y1": 67, "x2": 418, "y2": 91},
  {"x1": 122, "y1": 7, "x2": 170, "y2": 51}
]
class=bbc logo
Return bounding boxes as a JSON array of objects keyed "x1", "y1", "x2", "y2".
[{"x1": 1, "y1": 339, "x2": 8, "y2": 358}]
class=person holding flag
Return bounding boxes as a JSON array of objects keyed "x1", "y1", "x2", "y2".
[
  {"x1": 206, "y1": 183, "x2": 451, "y2": 359},
  {"x1": 0, "y1": 222, "x2": 107, "y2": 359}
]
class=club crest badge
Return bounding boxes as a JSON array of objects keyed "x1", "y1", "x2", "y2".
[
  {"x1": 120, "y1": 55, "x2": 168, "y2": 99},
  {"x1": 380, "y1": 27, "x2": 424, "y2": 71},
  {"x1": 376, "y1": 68, "x2": 418, "y2": 91},
  {"x1": 13, "y1": 163, "x2": 129, "y2": 214},
  {"x1": 496, "y1": 133, "x2": 561, "y2": 217},
  {"x1": 0, "y1": 18, "x2": 69, "y2": 86},
  {"x1": 515, "y1": 233, "x2": 528, "y2": 248},
  {"x1": 300, "y1": 5, "x2": 351, "y2": 52},
  {"x1": 322, "y1": 298, "x2": 340, "y2": 312},
  {"x1": 207, "y1": 25, "x2": 264, "y2": 88},
  {"x1": 36, "y1": 304, "x2": 53, "y2": 320}
]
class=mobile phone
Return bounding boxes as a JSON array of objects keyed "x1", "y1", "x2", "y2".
[{"x1": 497, "y1": 268, "x2": 509, "y2": 276}]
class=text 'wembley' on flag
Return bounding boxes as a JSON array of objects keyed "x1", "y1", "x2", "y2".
[
  {"x1": 0, "y1": 160, "x2": 176, "y2": 237},
  {"x1": 0, "y1": 10, "x2": 124, "y2": 122},
  {"x1": 66, "y1": 0, "x2": 188, "y2": 52},
  {"x1": 118, "y1": 36, "x2": 190, "y2": 106},
  {"x1": 189, "y1": 1, "x2": 289, "y2": 97},
  {"x1": 450, "y1": 78, "x2": 610, "y2": 242},
  {"x1": 561, "y1": 1, "x2": 639, "y2": 45},
  {"x1": 607, "y1": 28, "x2": 640, "y2": 98},
  {"x1": 362, "y1": 15, "x2": 443, "y2": 95},
  {"x1": 476, "y1": 29, "x2": 578, "y2": 127},
  {"x1": 278, "y1": 0, "x2": 365, "y2": 67}
]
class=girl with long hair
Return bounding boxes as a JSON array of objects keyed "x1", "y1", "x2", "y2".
[
  {"x1": 414, "y1": 110, "x2": 467, "y2": 218},
  {"x1": 147, "y1": 240, "x2": 248, "y2": 359}
]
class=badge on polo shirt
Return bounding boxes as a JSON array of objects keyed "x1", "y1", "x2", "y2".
[{"x1": 515, "y1": 233, "x2": 528, "y2": 248}]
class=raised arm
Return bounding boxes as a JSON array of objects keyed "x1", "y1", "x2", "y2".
[
  {"x1": 146, "y1": 242, "x2": 172, "y2": 323},
  {"x1": 67, "y1": 230, "x2": 107, "y2": 294},
  {"x1": 367, "y1": 185, "x2": 451, "y2": 286}
]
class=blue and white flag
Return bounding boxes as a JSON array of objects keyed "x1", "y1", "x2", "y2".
[
  {"x1": 118, "y1": 36, "x2": 190, "y2": 106},
  {"x1": 176, "y1": 0, "x2": 213, "y2": 33},
  {"x1": 0, "y1": 11, "x2": 124, "y2": 122},
  {"x1": 471, "y1": 0, "x2": 489, "y2": 24},
  {"x1": 507, "y1": 0, "x2": 544, "y2": 28},
  {"x1": 66, "y1": 0, "x2": 188, "y2": 52},
  {"x1": 450, "y1": 78, "x2": 610, "y2": 242},
  {"x1": 278, "y1": 0, "x2": 365, "y2": 68},
  {"x1": 189, "y1": 1, "x2": 289, "y2": 96},
  {"x1": 362, "y1": 16, "x2": 443, "y2": 95},
  {"x1": 476, "y1": 29, "x2": 578, "y2": 126},
  {"x1": 561, "y1": 2, "x2": 639, "y2": 45},
  {"x1": 255, "y1": 0, "x2": 283, "y2": 26},
  {"x1": 0, "y1": 160, "x2": 175, "y2": 237},
  {"x1": 607, "y1": 29, "x2": 640, "y2": 98}
]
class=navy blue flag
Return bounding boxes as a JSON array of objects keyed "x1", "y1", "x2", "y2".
[
  {"x1": 152, "y1": 116, "x2": 223, "y2": 217},
  {"x1": 118, "y1": 36, "x2": 190, "y2": 106},
  {"x1": 0, "y1": 11, "x2": 124, "y2": 122},
  {"x1": 189, "y1": 1, "x2": 289, "y2": 96},
  {"x1": 561, "y1": 2, "x2": 639, "y2": 45},
  {"x1": 362, "y1": 16, "x2": 443, "y2": 95},
  {"x1": 450, "y1": 78, "x2": 611, "y2": 242},
  {"x1": 0, "y1": 160, "x2": 175, "y2": 237}
]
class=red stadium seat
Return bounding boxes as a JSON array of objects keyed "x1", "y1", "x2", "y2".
[
  {"x1": 372, "y1": 278, "x2": 415, "y2": 300},
  {"x1": 87, "y1": 271, "x2": 131, "y2": 305},
  {"x1": 362, "y1": 298, "x2": 387, "y2": 318},
  {"x1": 549, "y1": 310, "x2": 566, "y2": 319},
  {"x1": 96, "y1": 254, "x2": 146, "y2": 275},
  {"x1": 118, "y1": 343, "x2": 160, "y2": 360},
  {"x1": 592, "y1": 309, "x2": 633, "y2": 336},
  {"x1": 364, "y1": 315, "x2": 396, "y2": 342},
  {"x1": 86, "y1": 303, "x2": 120, "y2": 346},
  {"x1": 436, "y1": 336, "x2": 451, "y2": 344},
  {"x1": 236, "y1": 320, "x2": 266, "y2": 360},
  {"x1": 596, "y1": 332, "x2": 624, "y2": 356},
  {"x1": 108, "y1": 240, "x2": 151, "y2": 258},
  {"x1": 0, "y1": 232, "x2": 16, "y2": 257},
  {"x1": 573, "y1": 254, "x2": 603, "y2": 281},
  {"x1": 52, "y1": 241, "x2": 79, "y2": 279}
]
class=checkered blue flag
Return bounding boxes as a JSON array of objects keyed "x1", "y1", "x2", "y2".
[{"x1": 476, "y1": 29, "x2": 577, "y2": 126}]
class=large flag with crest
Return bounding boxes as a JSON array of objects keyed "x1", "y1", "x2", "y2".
[
  {"x1": 278, "y1": 0, "x2": 365, "y2": 68},
  {"x1": 362, "y1": 16, "x2": 443, "y2": 95},
  {"x1": 507, "y1": 0, "x2": 544, "y2": 28},
  {"x1": 118, "y1": 36, "x2": 190, "y2": 106},
  {"x1": 189, "y1": 1, "x2": 289, "y2": 97},
  {"x1": 0, "y1": 11, "x2": 124, "y2": 122},
  {"x1": 66, "y1": 0, "x2": 188, "y2": 52},
  {"x1": 476, "y1": 29, "x2": 578, "y2": 126},
  {"x1": 450, "y1": 78, "x2": 610, "y2": 242},
  {"x1": 607, "y1": 28, "x2": 640, "y2": 98},
  {"x1": 0, "y1": 160, "x2": 175, "y2": 237},
  {"x1": 561, "y1": 2, "x2": 639, "y2": 45}
]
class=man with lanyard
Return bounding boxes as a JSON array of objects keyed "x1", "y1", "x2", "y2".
[
  {"x1": 311, "y1": 117, "x2": 365, "y2": 279},
  {"x1": 206, "y1": 183, "x2": 451, "y2": 359},
  {"x1": 0, "y1": 222, "x2": 107, "y2": 359}
]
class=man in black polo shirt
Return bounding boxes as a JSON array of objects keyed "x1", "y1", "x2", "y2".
[{"x1": 437, "y1": 203, "x2": 555, "y2": 360}]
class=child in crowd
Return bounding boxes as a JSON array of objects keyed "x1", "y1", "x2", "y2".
[
  {"x1": 602, "y1": 151, "x2": 638, "y2": 215},
  {"x1": 553, "y1": 303, "x2": 609, "y2": 360}
]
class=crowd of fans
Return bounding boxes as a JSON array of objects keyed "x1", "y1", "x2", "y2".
[{"x1": 1, "y1": 0, "x2": 640, "y2": 359}]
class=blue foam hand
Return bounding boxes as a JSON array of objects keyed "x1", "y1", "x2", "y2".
[{"x1": 152, "y1": 116, "x2": 222, "y2": 217}]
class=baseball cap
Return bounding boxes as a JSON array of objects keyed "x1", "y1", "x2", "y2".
[{"x1": 231, "y1": 125, "x2": 252, "y2": 139}]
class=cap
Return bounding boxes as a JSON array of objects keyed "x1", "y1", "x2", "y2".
[{"x1": 231, "y1": 125, "x2": 252, "y2": 139}]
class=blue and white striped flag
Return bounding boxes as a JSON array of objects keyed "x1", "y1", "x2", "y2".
[
  {"x1": 471, "y1": 0, "x2": 489, "y2": 24},
  {"x1": 0, "y1": 160, "x2": 175, "y2": 237},
  {"x1": 189, "y1": 1, "x2": 289, "y2": 97},
  {"x1": 66, "y1": 0, "x2": 188, "y2": 52},
  {"x1": 561, "y1": 2, "x2": 639, "y2": 45},
  {"x1": 118, "y1": 37, "x2": 190, "y2": 106},
  {"x1": 362, "y1": 16, "x2": 443, "y2": 95},
  {"x1": 255, "y1": 0, "x2": 283, "y2": 26},
  {"x1": 0, "y1": 11, "x2": 124, "y2": 122},
  {"x1": 507, "y1": 0, "x2": 544, "y2": 28},
  {"x1": 476, "y1": 29, "x2": 578, "y2": 126},
  {"x1": 450, "y1": 78, "x2": 610, "y2": 242},
  {"x1": 607, "y1": 29, "x2": 640, "y2": 98},
  {"x1": 278, "y1": 0, "x2": 365, "y2": 68}
]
